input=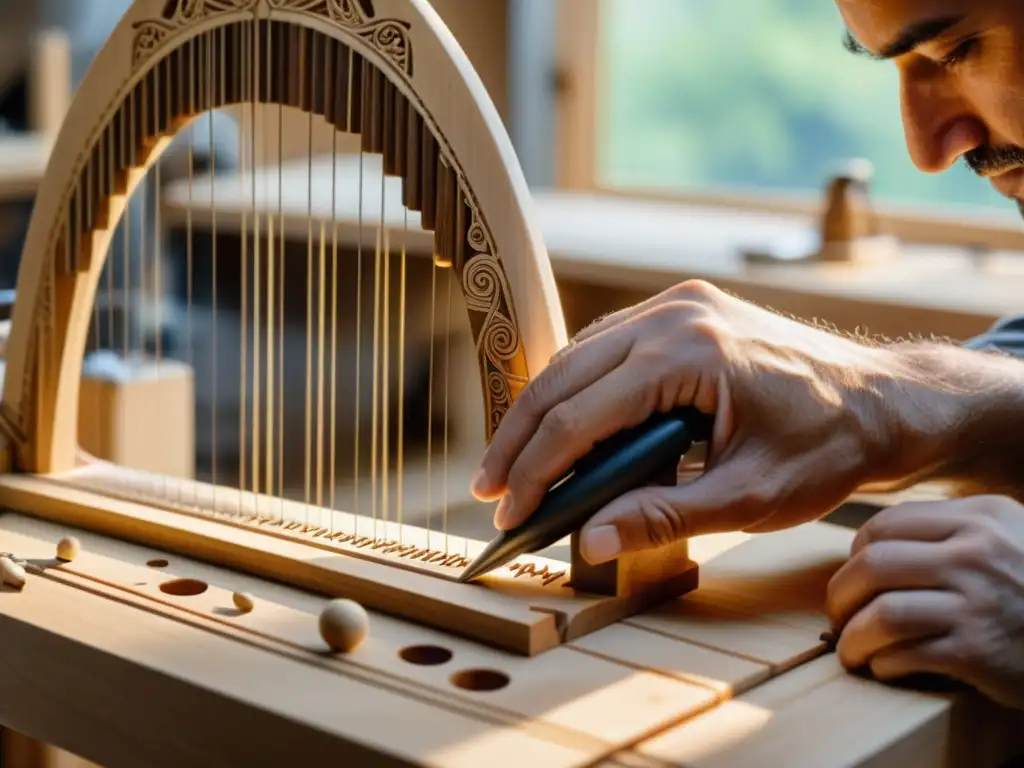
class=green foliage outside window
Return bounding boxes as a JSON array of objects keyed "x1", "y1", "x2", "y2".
[{"x1": 598, "y1": 0, "x2": 1008, "y2": 211}]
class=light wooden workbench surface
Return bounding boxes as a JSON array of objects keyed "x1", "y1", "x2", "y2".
[
  {"x1": 2, "y1": 509, "x2": 1022, "y2": 767},
  {"x1": 160, "y1": 154, "x2": 1024, "y2": 339}
]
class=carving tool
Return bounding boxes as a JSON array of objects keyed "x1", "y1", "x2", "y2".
[{"x1": 457, "y1": 406, "x2": 715, "y2": 583}]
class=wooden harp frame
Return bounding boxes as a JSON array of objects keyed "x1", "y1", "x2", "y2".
[{"x1": 0, "y1": 0, "x2": 699, "y2": 656}]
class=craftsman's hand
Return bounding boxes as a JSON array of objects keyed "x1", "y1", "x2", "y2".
[
  {"x1": 470, "y1": 279, "x2": 914, "y2": 563},
  {"x1": 827, "y1": 496, "x2": 1024, "y2": 710}
]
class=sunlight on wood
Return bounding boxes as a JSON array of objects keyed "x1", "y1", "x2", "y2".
[{"x1": 687, "y1": 532, "x2": 754, "y2": 566}]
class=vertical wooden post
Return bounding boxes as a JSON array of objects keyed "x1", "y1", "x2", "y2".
[
  {"x1": 29, "y1": 29, "x2": 72, "y2": 141},
  {"x1": 568, "y1": 465, "x2": 699, "y2": 599}
]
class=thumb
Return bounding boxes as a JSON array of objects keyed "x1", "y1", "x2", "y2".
[{"x1": 577, "y1": 460, "x2": 773, "y2": 565}]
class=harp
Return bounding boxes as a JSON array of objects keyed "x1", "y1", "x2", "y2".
[
  {"x1": 1, "y1": 2, "x2": 1020, "y2": 764},
  {"x1": 0, "y1": 0, "x2": 700, "y2": 657}
]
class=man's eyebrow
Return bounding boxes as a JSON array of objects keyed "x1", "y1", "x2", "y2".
[{"x1": 843, "y1": 15, "x2": 966, "y2": 60}]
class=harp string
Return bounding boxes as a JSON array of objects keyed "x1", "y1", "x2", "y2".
[
  {"x1": 70, "y1": 22, "x2": 482, "y2": 563},
  {"x1": 328, "y1": 70, "x2": 340, "y2": 535},
  {"x1": 239, "y1": 18, "x2": 250, "y2": 510},
  {"x1": 186, "y1": 36, "x2": 195, "y2": 510},
  {"x1": 250, "y1": 16, "x2": 263, "y2": 519}
]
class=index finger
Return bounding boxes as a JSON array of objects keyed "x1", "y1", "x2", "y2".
[
  {"x1": 471, "y1": 324, "x2": 635, "y2": 500},
  {"x1": 851, "y1": 500, "x2": 971, "y2": 555}
]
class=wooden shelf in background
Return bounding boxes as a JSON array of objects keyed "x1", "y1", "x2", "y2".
[{"x1": 161, "y1": 155, "x2": 1024, "y2": 341}]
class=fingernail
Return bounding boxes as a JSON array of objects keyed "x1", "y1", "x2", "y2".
[
  {"x1": 582, "y1": 525, "x2": 622, "y2": 564},
  {"x1": 494, "y1": 496, "x2": 514, "y2": 529}
]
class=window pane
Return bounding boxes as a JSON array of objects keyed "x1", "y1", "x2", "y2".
[{"x1": 597, "y1": 0, "x2": 1008, "y2": 210}]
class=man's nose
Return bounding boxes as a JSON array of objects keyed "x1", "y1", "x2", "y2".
[{"x1": 899, "y1": 73, "x2": 986, "y2": 173}]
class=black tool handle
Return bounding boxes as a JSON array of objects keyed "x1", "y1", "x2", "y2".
[{"x1": 502, "y1": 406, "x2": 714, "y2": 555}]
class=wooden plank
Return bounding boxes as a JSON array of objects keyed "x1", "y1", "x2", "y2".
[
  {"x1": 0, "y1": 512, "x2": 719, "y2": 756},
  {"x1": 625, "y1": 655, "x2": 1024, "y2": 768},
  {"x1": 0, "y1": 467, "x2": 704, "y2": 657},
  {"x1": 571, "y1": 623, "x2": 771, "y2": 698},
  {"x1": 0, "y1": 572, "x2": 594, "y2": 767},
  {"x1": 617, "y1": 526, "x2": 852, "y2": 672},
  {"x1": 684, "y1": 523, "x2": 852, "y2": 633}
]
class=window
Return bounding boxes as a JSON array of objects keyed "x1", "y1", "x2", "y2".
[{"x1": 587, "y1": 0, "x2": 1009, "y2": 212}]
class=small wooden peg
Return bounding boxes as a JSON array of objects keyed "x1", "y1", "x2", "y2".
[
  {"x1": 56, "y1": 536, "x2": 81, "y2": 562},
  {"x1": 1, "y1": 556, "x2": 26, "y2": 589},
  {"x1": 319, "y1": 598, "x2": 370, "y2": 653},
  {"x1": 232, "y1": 592, "x2": 255, "y2": 613}
]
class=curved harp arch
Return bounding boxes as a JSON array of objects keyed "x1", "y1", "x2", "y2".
[
  {"x1": 0, "y1": 0, "x2": 700, "y2": 656},
  {"x1": 1, "y1": 0, "x2": 567, "y2": 475}
]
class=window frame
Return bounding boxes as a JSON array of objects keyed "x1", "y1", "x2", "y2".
[{"x1": 552, "y1": 0, "x2": 1024, "y2": 253}]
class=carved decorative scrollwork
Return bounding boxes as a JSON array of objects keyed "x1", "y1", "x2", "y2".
[
  {"x1": 325, "y1": 0, "x2": 368, "y2": 25},
  {"x1": 93, "y1": 2, "x2": 522, "y2": 451},
  {"x1": 459, "y1": 204, "x2": 529, "y2": 436},
  {"x1": 137, "y1": 0, "x2": 412, "y2": 77},
  {"x1": 355, "y1": 20, "x2": 411, "y2": 75}
]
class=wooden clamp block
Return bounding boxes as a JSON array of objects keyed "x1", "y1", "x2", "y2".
[
  {"x1": 77, "y1": 352, "x2": 195, "y2": 479},
  {"x1": 568, "y1": 466, "x2": 699, "y2": 601}
]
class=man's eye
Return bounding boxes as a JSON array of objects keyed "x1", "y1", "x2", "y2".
[{"x1": 939, "y1": 37, "x2": 978, "y2": 67}]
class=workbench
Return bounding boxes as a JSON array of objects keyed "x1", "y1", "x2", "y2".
[{"x1": 3, "y1": 506, "x2": 1022, "y2": 767}]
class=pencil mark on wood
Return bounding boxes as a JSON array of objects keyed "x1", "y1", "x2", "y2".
[{"x1": 508, "y1": 562, "x2": 567, "y2": 587}]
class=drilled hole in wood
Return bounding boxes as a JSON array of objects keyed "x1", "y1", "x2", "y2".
[
  {"x1": 159, "y1": 578, "x2": 208, "y2": 597},
  {"x1": 450, "y1": 668, "x2": 510, "y2": 692},
  {"x1": 147, "y1": 559, "x2": 169, "y2": 568},
  {"x1": 399, "y1": 645, "x2": 453, "y2": 666}
]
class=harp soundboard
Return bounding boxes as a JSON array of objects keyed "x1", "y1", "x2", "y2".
[{"x1": 0, "y1": 1, "x2": 1020, "y2": 765}]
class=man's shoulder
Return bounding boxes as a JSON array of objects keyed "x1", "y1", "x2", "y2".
[{"x1": 964, "y1": 315, "x2": 1024, "y2": 357}]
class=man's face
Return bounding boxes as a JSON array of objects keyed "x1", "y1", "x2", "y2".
[{"x1": 837, "y1": 0, "x2": 1024, "y2": 206}]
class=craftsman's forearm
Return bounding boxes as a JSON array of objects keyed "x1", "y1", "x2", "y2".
[{"x1": 874, "y1": 341, "x2": 1024, "y2": 499}]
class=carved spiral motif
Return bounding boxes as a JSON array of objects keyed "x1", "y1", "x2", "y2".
[
  {"x1": 326, "y1": 0, "x2": 367, "y2": 25},
  {"x1": 467, "y1": 221, "x2": 488, "y2": 253},
  {"x1": 487, "y1": 372, "x2": 512, "y2": 431},
  {"x1": 177, "y1": 0, "x2": 204, "y2": 19},
  {"x1": 481, "y1": 314, "x2": 519, "y2": 361},
  {"x1": 132, "y1": 25, "x2": 171, "y2": 66},
  {"x1": 366, "y1": 22, "x2": 407, "y2": 63},
  {"x1": 462, "y1": 256, "x2": 500, "y2": 314},
  {"x1": 168, "y1": 0, "x2": 255, "y2": 19}
]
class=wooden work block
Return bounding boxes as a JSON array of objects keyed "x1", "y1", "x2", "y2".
[
  {"x1": 76, "y1": 354, "x2": 195, "y2": 479},
  {"x1": 567, "y1": 466, "x2": 699, "y2": 605},
  {"x1": 570, "y1": 533, "x2": 699, "y2": 599}
]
